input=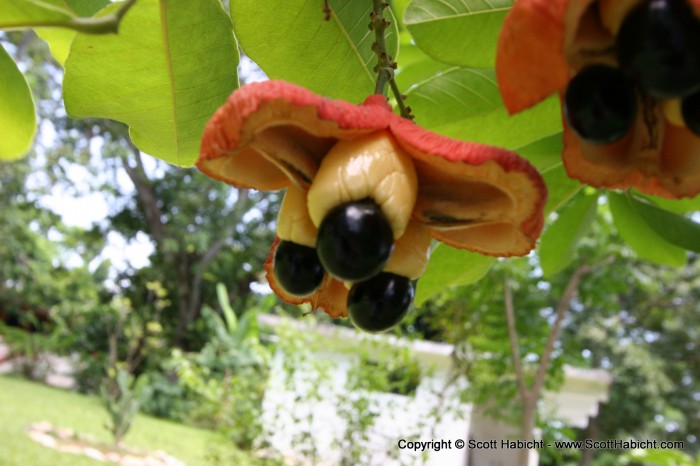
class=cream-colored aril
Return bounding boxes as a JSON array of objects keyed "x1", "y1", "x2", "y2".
[
  {"x1": 384, "y1": 222, "x2": 432, "y2": 280},
  {"x1": 663, "y1": 99, "x2": 686, "y2": 127},
  {"x1": 276, "y1": 185, "x2": 317, "y2": 247},
  {"x1": 307, "y1": 130, "x2": 418, "y2": 239},
  {"x1": 599, "y1": 0, "x2": 644, "y2": 36}
]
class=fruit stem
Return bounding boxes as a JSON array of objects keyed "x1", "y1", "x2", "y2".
[{"x1": 370, "y1": 0, "x2": 414, "y2": 120}]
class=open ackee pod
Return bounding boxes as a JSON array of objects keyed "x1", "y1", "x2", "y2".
[
  {"x1": 198, "y1": 80, "x2": 546, "y2": 317},
  {"x1": 496, "y1": 0, "x2": 700, "y2": 199}
]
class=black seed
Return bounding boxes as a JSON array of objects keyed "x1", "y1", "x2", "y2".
[
  {"x1": 617, "y1": 0, "x2": 700, "y2": 98},
  {"x1": 564, "y1": 65, "x2": 637, "y2": 144},
  {"x1": 682, "y1": 90, "x2": 700, "y2": 136},
  {"x1": 273, "y1": 240, "x2": 324, "y2": 296},
  {"x1": 316, "y1": 199, "x2": 394, "y2": 282},
  {"x1": 347, "y1": 273, "x2": 413, "y2": 333}
]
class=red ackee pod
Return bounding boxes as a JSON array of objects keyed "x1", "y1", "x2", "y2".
[
  {"x1": 198, "y1": 81, "x2": 547, "y2": 318},
  {"x1": 497, "y1": 0, "x2": 700, "y2": 199}
]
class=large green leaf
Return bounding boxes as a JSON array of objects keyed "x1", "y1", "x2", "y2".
[
  {"x1": 415, "y1": 244, "x2": 495, "y2": 306},
  {"x1": 539, "y1": 191, "x2": 598, "y2": 277},
  {"x1": 608, "y1": 193, "x2": 686, "y2": 267},
  {"x1": 0, "y1": 0, "x2": 73, "y2": 29},
  {"x1": 35, "y1": 0, "x2": 110, "y2": 66},
  {"x1": 640, "y1": 193, "x2": 700, "y2": 214},
  {"x1": 64, "y1": 0, "x2": 239, "y2": 167},
  {"x1": 407, "y1": 67, "x2": 561, "y2": 148},
  {"x1": 541, "y1": 164, "x2": 583, "y2": 215},
  {"x1": 0, "y1": 0, "x2": 129, "y2": 33},
  {"x1": 514, "y1": 132, "x2": 563, "y2": 172},
  {"x1": 404, "y1": 0, "x2": 512, "y2": 68},
  {"x1": 394, "y1": 44, "x2": 452, "y2": 92},
  {"x1": 0, "y1": 45, "x2": 36, "y2": 160},
  {"x1": 231, "y1": 0, "x2": 399, "y2": 103},
  {"x1": 630, "y1": 195, "x2": 700, "y2": 253}
]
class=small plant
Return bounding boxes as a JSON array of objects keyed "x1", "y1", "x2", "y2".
[
  {"x1": 100, "y1": 367, "x2": 151, "y2": 448},
  {"x1": 97, "y1": 294, "x2": 163, "y2": 447}
]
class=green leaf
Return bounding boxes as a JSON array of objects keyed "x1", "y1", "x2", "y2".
[
  {"x1": 0, "y1": 0, "x2": 129, "y2": 33},
  {"x1": 0, "y1": 0, "x2": 73, "y2": 29},
  {"x1": 231, "y1": 0, "x2": 399, "y2": 103},
  {"x1": 404, "y1": 0, "x2": 512, "y2": 68},
  {"x1": 64, "y1": 0, "x2": 239, "y2": 167},
  {"x1": 415, "y1": 244, "x2": 495, "y2": 306},
  {"x1": 630, "y1": 195, "x2": 700, "y2": 253},
  {"x1": 407, "y1": 68, "x2": 561, "y2": 148},
  {"x1": 539, "y1": 191, "x2": 598, "y2": 277},
  {"x1": 35, "y1": 0, "x2": 110, "y2": 66},
  {"x1": 608, "y1": 192, "x2": 687, "y2": 267},
  {"x1": 513, "y1": 132, "x2": 563, "y2": 172},
  {"x1": 216, "y1": 283, "x2": 237, "y2": 334},
  {"x1": 541, "y1": 164, "x2": 584, "y2": 215},
  {"x1": 639, "y1": 193, "x2": 700, "y2": 214},
  {"x1": 394, "y1": 44, "x2": 452, "y2": 92},
  {"x1": 0, "y1": 45, "x2": 36, "y2": 160}
]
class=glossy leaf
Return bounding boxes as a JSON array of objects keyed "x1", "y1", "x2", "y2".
[
  {"x1": 542, "y1": 164, "x2": 584, "y2": 215},
  {"x1": 514, "y1": 132, "x2": 563, "y2": 172},
  {"x1": 0, "y1": 0, "x2": 127, "y2": 33},
  {"x1": 231, "y1": 0, "x2": 398, "y2": 103},
  {"x1": 0, "y1": 0, "x2": 74, "y2": 29},
  {"x1": 415, "y1": 244, "x2": 495, "y2": 306},
  {"x1": 64, "y1": 0, "x2": 239, "y2": 167},
  {"x1": 539, "y1": 191, "x2": 599, "y2": 277},
  {"x1": 0, "y1": 45, "x2": 36, "y2": 160},
  {"x1": 394, "y1": 44, "x2": 452, "y2": 92},
  {"x1": 35, "y1": 0, "x2": 110, "y2": 66},
  {"x1": 407, "y1": 67, "x2": 561, "y2": 148},
  {"x1": 404, "y1": 0, "x2": 512, "y2": 68},
  {"x1": 631, "y1": 195, "x2": 700, "y2": 253},
  {"x1": 640, "y1": 193, "x2": 700, "y2": 214},
  {"x1": 608, "y1": 193, "x2": 686, "y2": 267}
]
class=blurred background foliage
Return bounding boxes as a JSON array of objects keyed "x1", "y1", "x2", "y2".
[{"x1": 0, "y1": 1, "x2": 699, "y2": 465}]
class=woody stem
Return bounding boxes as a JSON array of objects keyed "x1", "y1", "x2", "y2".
[{"x1": 370, "y1": 0, "x2": 413, "y2": 120}]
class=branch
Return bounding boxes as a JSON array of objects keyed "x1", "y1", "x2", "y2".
[
  {"x1": 65, "y1": 0, "x2": 137, "y2": 34},
  {"x1": 20, "y1": 0, "x2": 138, "y2": 34},
  {"x1": 504, "y1": 280, "x2": 529, "y2": 399},
  {"x1": 530, "y1": 263, "x2": 592, "y2": 399},
  {"x1": 121, "y1": 146, "x2": 167, "y2": 247},
  {"x1": 322, "y1": 0, "x2": 332, "y2": 20},
  {"x1": 184, "y1": 189, "x2": 250, "y2": 321},
  {"x1": 370, "y1": 0, "x2": 414, "y2": 120}
]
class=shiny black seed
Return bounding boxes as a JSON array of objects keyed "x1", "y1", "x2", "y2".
[
  {"x1": 617, "y1": 0, "x2": 700, "y2": 98},
  {"x1": 316, "y1": 198, "x2": 394, "y2": 282},
  {"x1": 682, "y1": 90, "x2": 700, "y2": 136},
  {"x1": 564, "y1": 65, "x2": 637, "y2": 144},
  {"x1": 273, "y1": 240, "x2": 324, "y2": 296},
  {"x1": 347, "y1": 272, "x2": 413, "y2": 333}
]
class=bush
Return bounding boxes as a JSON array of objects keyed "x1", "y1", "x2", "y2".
[{"x1": 166, "y1": 284, "x2": 272, "y2": 450}]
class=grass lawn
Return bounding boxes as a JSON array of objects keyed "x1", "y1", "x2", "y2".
[{"x1": 0, "y1": 375, "x2": 264, "y2": 466}]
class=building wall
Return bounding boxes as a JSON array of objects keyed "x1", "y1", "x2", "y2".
[{"x1": 261, "y1": 348, "x2": 471, "y2": 466}]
